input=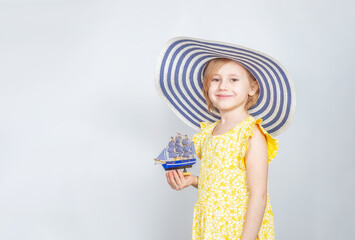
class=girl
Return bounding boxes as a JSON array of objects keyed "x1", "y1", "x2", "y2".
[{"x1": 156, "y1": 37, "x2": 295, "y2": 240}]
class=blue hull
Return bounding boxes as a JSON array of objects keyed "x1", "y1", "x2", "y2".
[{"x1": 162, "y1": 158, "x2": 196, "y2": 170}]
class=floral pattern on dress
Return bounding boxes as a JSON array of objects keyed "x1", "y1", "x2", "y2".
[{"x1": 192, "y1": 116, "x2": 278, "y2": 240}]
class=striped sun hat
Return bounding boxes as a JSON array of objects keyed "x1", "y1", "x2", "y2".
[{"x1": 155, "y1": 37, "x2": 296, "y2": 136}]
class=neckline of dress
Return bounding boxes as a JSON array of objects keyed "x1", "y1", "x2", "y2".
[{"x1": 211, "y1": 116, "x2": 253, "y2": 137}]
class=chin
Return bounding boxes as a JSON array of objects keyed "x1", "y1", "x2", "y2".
[{"x1": 216, "y1": 106, "x2": 236, "y2": 112}]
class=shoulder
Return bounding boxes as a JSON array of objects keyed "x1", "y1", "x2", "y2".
[
  {"x1": 247, "y1": 118, "x2": 279, "y2": 163},
  {"x1": 249, "y1": 123, "x2": 267, "y2": 151},
  {"x1": 200, "y1": 122, "x2": 211, "y2": 131},
  {"x1": 198, "y1": 121, "x2": 217, "y2": 134},
  {"x1": 245, "y1": 121, "x2": 268, "y2": 168},
  {"x1": 193, "y1": 121, "x2": 215, "y2": 141},
  {"x1": 245, "y1": 117, "x2": 268, "y2": 156},
  {"x1": 247, "y1": 118, "x2": 268, "y2": 142}
]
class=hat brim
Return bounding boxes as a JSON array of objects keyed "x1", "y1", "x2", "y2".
[{"x1": 155, "y1": 37, "x2": 296, "y2": 136}]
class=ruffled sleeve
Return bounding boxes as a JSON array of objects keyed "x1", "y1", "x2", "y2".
[
  {"x1": 255, "y1": 119, "x2": 279, "y2": 163},
  {"x1": 238, "y1": 118, "x2": 279, "y2": 170},
  {"x1": 192, "y1": 122, "x2": 210, "y2": 160}
]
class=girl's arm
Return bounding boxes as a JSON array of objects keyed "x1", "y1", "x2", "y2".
[
  {"x1": 240, "y1": 125, "x2": 269, "y2": 240},
  {"x1": 166, "y1": 170, "x2": 198, "y2": 190}
]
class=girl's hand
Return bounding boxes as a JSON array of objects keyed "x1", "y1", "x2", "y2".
[{"x1": 166, "y1": 170, "x2": 198, "y2": 190}]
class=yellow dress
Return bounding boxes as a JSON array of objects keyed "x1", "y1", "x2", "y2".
[{"x1": 192, "y1": 116, "x2": 278, "y2": 240}]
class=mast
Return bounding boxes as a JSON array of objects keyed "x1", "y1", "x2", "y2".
[
  {"x1": 175, "y1": 133, "x2": 183, "y2": 159},
  {"x1": 182, "y1": 135, "x2": 190, "y2": 159},
  {"x1": 167, "y1": 136, "x2": 177, "y2": 159}
]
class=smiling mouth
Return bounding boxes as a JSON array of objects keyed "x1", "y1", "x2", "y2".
[{"x1": 216, "y1": 94, "x2": 233, "y2": 98}]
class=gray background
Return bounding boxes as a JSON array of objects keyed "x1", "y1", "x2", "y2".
[{"x1": 0, "y1": 0, "x2": 354, "y2": 239}]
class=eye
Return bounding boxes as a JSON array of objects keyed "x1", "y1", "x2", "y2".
[
  {"x1": 212, "y1": 78, "x2": 220, "y2": 82},
  {"x1": 230, "y1": 78, "x2": 239, "y2": 82}
]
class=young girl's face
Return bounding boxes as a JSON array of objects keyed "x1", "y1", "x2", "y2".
[{"x1": 208, "y1": 61, "x2": 257, "y2": 113}]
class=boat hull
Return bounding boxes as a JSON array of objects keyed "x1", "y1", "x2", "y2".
[{"x1": 162, "y1": 158, "x2": 196, "y2": 171}]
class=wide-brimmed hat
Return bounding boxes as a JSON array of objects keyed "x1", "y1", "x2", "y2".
[{"x1": 155, "y1": 37, "x2": 296, "y2": 136}]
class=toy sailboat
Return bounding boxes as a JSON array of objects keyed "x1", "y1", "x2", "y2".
[{"x1": 154, "y1": 133, "x2": 196, "y2": 176}]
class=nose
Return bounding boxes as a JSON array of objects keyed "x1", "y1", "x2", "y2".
[{"x1": 219, "y1": 79, "x2": 228, "y2": 90}]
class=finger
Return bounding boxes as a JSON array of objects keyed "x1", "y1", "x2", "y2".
[
  {"x1": 168, "y1": 171, "x2": 178, "y2": 190},
  {"x1": 177, "y1": 169, "x2": 185, "y2": 179},
  {"x1": 172, "y1": 170, "x2": 182, "y2": 189},
  {"x1": 166, "y1": 172, "x2": 172, "y2": 186},
  {"x1": 177, "y1": 170, "x2": 188, "y2": 188}
]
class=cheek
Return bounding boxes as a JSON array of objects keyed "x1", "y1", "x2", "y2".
[
  {"x1": 207, "y1": 87, "x2": 217, "y2": 103},
  {"x1": 207, "y1": 85, "x2": 214, "y2": 97}
]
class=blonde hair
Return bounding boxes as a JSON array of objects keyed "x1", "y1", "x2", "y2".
[{"x1": 202, "y1": 58, "x2": 260, "y2": 114}]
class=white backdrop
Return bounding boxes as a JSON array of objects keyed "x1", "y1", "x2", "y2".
[{"x1": 0, "y1": 0, "x2": 354, "y2": 239}]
